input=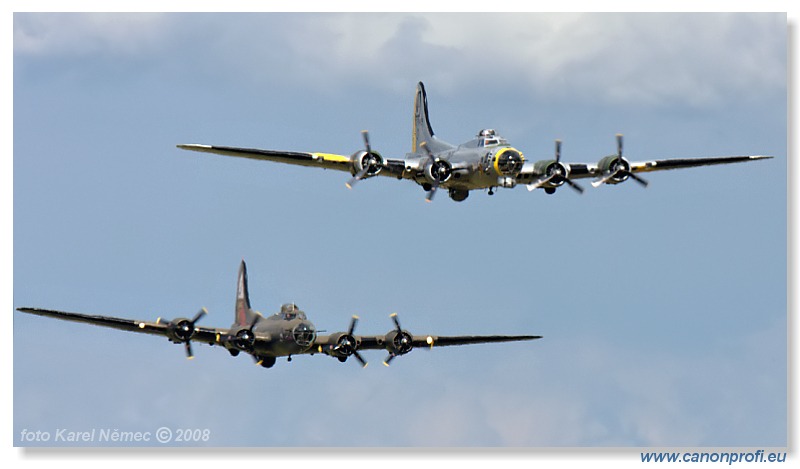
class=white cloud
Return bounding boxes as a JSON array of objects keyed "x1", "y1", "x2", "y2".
[
  {"x1": 14, "y1": 13, "x2": 171, "y2": 57},
  {"x1": 14, "y1": 13, "x2": 784, "y2": 108},
  {"x1": 266, "y1": 13, "x2": 785, "y2": 107},
  {"x1": 411, "y1": 314, "x2": 786, "y2": 447}
]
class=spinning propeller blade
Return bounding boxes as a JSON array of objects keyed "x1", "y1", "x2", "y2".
[
  {"x1": 528, "y1": 139, "x2": 583, "y2": 193},
  {"x1": 346, "y1": 130, "x2": 380, "y2": 189},
  {"x1": 182, "y1": 307, "x2": 207, "y2": 359},
  {"x1": 592, "y1": 134, "x2": 647, "y2": 188}
]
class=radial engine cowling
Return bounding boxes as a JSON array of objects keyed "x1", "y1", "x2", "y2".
[
  {"x1": 533, "y1": 159, "x2": 571, "y2": 187},
  {"x1": 596, "y1": 155, "x2": 631, "y2": 184},
  {"x1": 164, "y1": 318, "x2": 196, "y2": 344},
  {"x1": 385, "y1": 329, "x2": 413, "y2": 356},
  {"x1": 351, "y1": 150, "x2": 385, "y2": 178},
  {"x1": 223, "y1": 326, "x2": 257, "y2": 352},
  {"x1": 327, "y1": 332, "x2": 358, "y2": 358},
  {"x1": 423, "y1": 158, "x2": 453, "y2": 184}
]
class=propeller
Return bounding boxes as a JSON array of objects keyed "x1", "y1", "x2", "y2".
[
  {"x1": 420, "y1": 142, "x2": 452, "y2": 202},
  {"x1": 333, "y1": 315, "x2": 368, "y2": 367},
  {"x1": 221, "y1": 314, "x2": 262, "y2": 353},
  {"x1": 158, "y1": 307, "x2": 207, "y2": 359},
  {"x1": 591, "y1": 134, "x2": 649, "y2": 188},
  {"x1": 527, "y1": 139, "x2": 584, "y2": 193},
  {"x1": 346, "y1": 130, "x2": 382, "y2": 189},
  {"x1": 383, "y1": 313, "x2": 413, "y2": 366}
]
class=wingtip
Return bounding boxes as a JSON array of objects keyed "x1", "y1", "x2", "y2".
[{"x1": 176, "y1": 144, "x2": 211, "y2": 151}]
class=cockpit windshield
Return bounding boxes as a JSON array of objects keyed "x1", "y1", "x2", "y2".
[
  {"x1": 279, "y1": 303, "x2": 307, "y2": 320},
  {"x1": 476, "y1": 129, "x2": 508, "y2": 147}
]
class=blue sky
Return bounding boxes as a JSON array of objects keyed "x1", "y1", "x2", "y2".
[{"x1": 10, "y1": 10, "x2": 787, "y2": 454}]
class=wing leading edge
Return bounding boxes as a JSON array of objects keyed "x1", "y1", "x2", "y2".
[
  {"x1": 16, "y1": 307, "x2": 222, "y2": 357},
  {"x1": 317, "y1": 332, "x2": 541, "y2": 368},
  {"x1": 352, "y1": 334, "x2": 542, "y2": 350},
  {"x1": 17, "y1": 307, "x2": 169, "y2": 335},
  {"x1": 556, "y1": 154, "x2": 772, "y2": 181},
  {"x1": 313, "y1": 312, "x2": 541, "y2": 367},
  {"x1": 629, "y1": 155, "x2": 772, "y2": 173},
  {"x1": 177, "y1": 144, "x2": 352, "y2": 171}
]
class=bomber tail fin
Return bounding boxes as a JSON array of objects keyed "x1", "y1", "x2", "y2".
[
  {"x1": 412, "y1": 82, "x2": 435, "y2": 153},
  {"x1": 411, "y1": 82, "x2": 454, "y2": 154},
  {"x1": 234, "y1": 260, "x2": 258, "y2": 327}
]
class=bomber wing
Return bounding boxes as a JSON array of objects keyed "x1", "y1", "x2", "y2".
[
  {"x1": 583, "y1": 154, "x2": 772, "y2": 188},
  {"x1": 16, "y1": 307, "x2": 224, "y2": 359},
  {"x1": 312, "y1": 313, "x2": 541, "y2": 367},
  {"x1": 415, "y1": 334, "x2": 541, "y2": 347},
  {"x1": 523, "y1": 135, "x2": 771, "y2": 192},
  {"x1": 562, "y1": 154, "x2": 773, "y2": 181},
  {"x1": 316, "y1": 332, "x2": 541, "y2": 367},
  {"x1": 178, "y1": 141, "x2": 409, "y2": 186},
  {"x1": 177, "y1": 144, "x2": 353, "y2": 172},
  {"x1": 355, "y1": 333, "x2": 542, "y2": 349},
  {"x1": 585, "y1": 135, "x2": 770, "y2": 186},
  {"x1": 625, "y1": 155, "x2": 773, "y2": 173},
  {"x1": 361, "y1": 332, "x2": 541, "y2": 367}
]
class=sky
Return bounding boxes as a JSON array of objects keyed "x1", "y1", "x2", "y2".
[{"x1": 8, "y1": 7, "x2": 789, "y2": 459}]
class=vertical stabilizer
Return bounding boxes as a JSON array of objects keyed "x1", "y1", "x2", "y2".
[
  {"x1": 411, "y1": 82, "x2": 453, "y2": 154},
  {"x1": 235, "y1": 260, "x2": 257, "y2": 326},
  {"x1": 412, "y1": 82, "x2": 434, "y2": 153}
]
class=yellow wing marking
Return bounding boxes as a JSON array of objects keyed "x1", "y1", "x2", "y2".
[{"x1": 311, "y1": 152, "x2": 350, "y2": 164}]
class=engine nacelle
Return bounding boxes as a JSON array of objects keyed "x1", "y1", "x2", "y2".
[
  {"x1": 596, "y1": 155, "x2": 630, "y2": 184},
  {"x1": 492, "y1": 147, "x2": 525, "y2": 177},
  {"x1": 323, "y1": 332, "x2": 359, "y2": 359},
  {"x1": 532, "y1": 159, "x2": 571, "y2": 188},
  {"x1": 423, "y1": 158, "x2": 453, "y2": 184},
  {"x1": 222, "y1": 326, "x2": 257, "y2": 352},
  {"x1": 351, "y1": 150, "x2": 385, "y2": 178},
  {"x1": 385, "y1": 329, "x2": 413, "y2": 356},
  {"x1": 164, "y1": 318, "x2": 196, "y2": 344}
]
